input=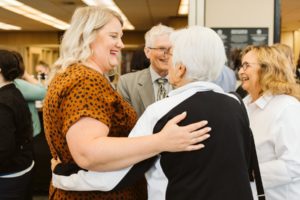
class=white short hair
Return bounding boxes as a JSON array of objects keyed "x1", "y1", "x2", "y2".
[
  {"x1": 170, "y1": 26, "x2": 227, "y2": 82},
  {"x1": 144, "y1": 24, "x2": 174, "y2": 47}
]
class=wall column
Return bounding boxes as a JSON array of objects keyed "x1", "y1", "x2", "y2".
[{"x1": 188, "y1": 0, "x2": 205, "y2": 26}]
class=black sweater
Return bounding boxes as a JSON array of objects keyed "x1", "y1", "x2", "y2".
[
  {"x1": 0, "y1": 83, "x2": 34, "y2": 174},
  {"x1": 153, "y1": 91, "x2": 253, "y2": 200}
]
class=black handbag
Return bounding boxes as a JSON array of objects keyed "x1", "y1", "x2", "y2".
[{"x1": 231, "y1": 92, "x2": 266, "y2": 200}]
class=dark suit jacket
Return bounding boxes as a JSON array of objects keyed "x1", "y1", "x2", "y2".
[{"x1": 117, "y1": 68, "x2": 155, "y2": 117}]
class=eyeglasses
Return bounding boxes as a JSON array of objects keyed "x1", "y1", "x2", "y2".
[
  {"x1": 148, "y1": 47, "x2": 172, "y2": 55},
  {"x1": 239, "y1": 62, "x2": 259, "y2": 71}
]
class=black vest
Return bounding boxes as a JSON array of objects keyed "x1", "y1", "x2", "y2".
[{"x1": 153, "y1": 91, "x2": 253, "y2": 200}]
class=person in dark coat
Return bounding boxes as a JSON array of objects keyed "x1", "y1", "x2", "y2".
[{"x1": 0, "y1": 49, "x2": 34, "y2": 199}]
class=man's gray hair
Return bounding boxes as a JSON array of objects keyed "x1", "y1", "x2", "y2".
[{"x1": 145, "y1": 24, "x2": 174, "y2": 47}]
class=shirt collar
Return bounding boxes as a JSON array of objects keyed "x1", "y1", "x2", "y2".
[
  {"x1": 244, "y1": 93, "x2": 274, "y2": 109},
  {"x1": 149, "y1": 65, "x2": 168, "y2": 83},
  {"x1": 168, "y1": 81, "x2": 225, "y2": 97},
  {"x1": 0, "y1": 81, "x2": 13, "y2": 88}
]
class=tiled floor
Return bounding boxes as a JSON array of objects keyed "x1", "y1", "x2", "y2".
[{"x1": 33, "y1": 195, "x2": 48, "y2": 200}]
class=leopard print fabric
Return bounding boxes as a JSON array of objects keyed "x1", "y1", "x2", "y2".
[{"x1": 43, "y1": 64, "x2": 147, "y2": 199}]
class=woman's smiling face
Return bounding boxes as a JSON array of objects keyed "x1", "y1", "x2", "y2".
[
  {"x1": 238, "y1": 50, "x2": 261, "y2": 100},
  {"x1": 90, "y1": 17, "x2": 124, "y2": 73}
]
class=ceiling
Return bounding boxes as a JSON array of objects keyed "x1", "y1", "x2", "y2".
[
  {"x1": 0, "y1": 0, "x2": 299, "y2": 32},
  {"x1": 0, "y1": 0, "x2": 181, "y2": 31}
]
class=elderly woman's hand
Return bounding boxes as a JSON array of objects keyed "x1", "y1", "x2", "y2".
[{"x1": 158, "y1": 111, "x2": 211, "y2": 152}]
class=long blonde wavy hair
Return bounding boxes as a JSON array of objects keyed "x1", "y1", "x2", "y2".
[
  {"x1": 49, "y1": 6, "x2": 123, "y2": 81},
  {"x1": 241, "y1": 45, "x2": 300, "y2": 100},
  {"x1": 272, "y1": 43, "x2": 296, "y2": 72}
]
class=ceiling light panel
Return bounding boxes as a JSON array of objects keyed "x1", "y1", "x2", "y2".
[
  {"x1": 0, "y1": 0, "x2": 69, "y2": 30},
  {"x1": 0, "y1": 21, "x2": 21, "y2": 30},
  {"x1": 82, "y1": 0, "x2": 135, "y2": 30},
  {"x1": 178, "y1": 0, "x2": 189, "y2": 15}
]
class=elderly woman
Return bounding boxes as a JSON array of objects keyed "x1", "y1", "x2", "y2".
[
  {"x1": 43, "y1": 6, "x2": 210, "y2": 200},
  {"x1": 51, "y1": 26, "x2": 254, "y2": 200},
  {"x1": 238, "y1": 45, "x2": 300, "y2": 200},
  {"x1": 0, "y1": 49, "x2": 34, "y2": 199},
  {"x1": 13, "y1": 51, "x2": 46, "y2": 137}
]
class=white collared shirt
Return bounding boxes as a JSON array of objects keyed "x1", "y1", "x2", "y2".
[{"x1": 244, "y1": 94, "x2": 300, "y2": 200}]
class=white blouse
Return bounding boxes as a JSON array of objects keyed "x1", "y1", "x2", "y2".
[{"x1": 244, "y1": 94, "x2": 300, "y2": 200}]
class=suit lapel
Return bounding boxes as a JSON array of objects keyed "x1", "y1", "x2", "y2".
[{"x1": 137, "y1": 68, "x2": 155, "y2": 109}]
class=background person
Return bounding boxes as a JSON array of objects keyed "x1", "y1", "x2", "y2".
[
  {"x1": 130, "y1": 45, "x2": 150, "y2": 72},
  {"x1": 117, "y1": 24, "x2": 173, "y2": 117},
  {"x1": 229, "y1": 48, "x2": 248, "y2": 98},
  {"x1": 35, "y1": 60, "x2": 49, "y2": 81},
  {"x1": 272, "y1": 43, "x2": 297, "y2": 79},
  {"x1": 296, "y1": 53, "x2": 300, "y2": 81},
  {"x1": 12, "y1": 51, "x2": 49, "y2": 195},
  {"x1": 272, "y1": 43, "x2": 300, "y2": 84},
  {"x1": 239, "y1": 45, "x2": 300, "y2": 200},
  {"x1": 213, "y1": 65, "x2": 237, "y2": 92},
  {"x1": 13, "y1": 51, "x2": 46, "y2": 137},
  {"x1": 0, "y1": 49, "x2": 34, "y2": 200},
  {"x1": 43, "y1": 6, "x2": 210, "y2": 200},
  {"x1": 118, "y1": 24, "x2": 239, "y2": 119}
]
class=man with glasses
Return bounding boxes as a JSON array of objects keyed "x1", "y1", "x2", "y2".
[{"x1": 117, "y1": 24, "x2": 173, "y2": 117}]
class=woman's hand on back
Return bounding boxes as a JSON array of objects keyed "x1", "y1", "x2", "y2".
[{"x1": 157, "y1": 111, "x2": 211, "y2": 152}]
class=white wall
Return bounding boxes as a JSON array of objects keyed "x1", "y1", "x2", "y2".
[
  {"x1": 281, "y1": 31, "x2": 294, "y2": 47},
  {"x1": 294, "y1": 31, "x2": 300, "y2": 60},
  {"x1": 281, "y1": 31, "x2": 300, "y2": 62},
  {"x1": 205, "y1": 0, "x2": 274, "y2": 45}
]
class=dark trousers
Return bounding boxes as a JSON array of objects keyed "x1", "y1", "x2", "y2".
[{"x1": 0, "y1": 169, "x2": 33, "y2": 200}]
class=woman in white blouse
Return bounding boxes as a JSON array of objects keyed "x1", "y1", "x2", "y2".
[{"x1": 238, "y1": 45, "x2": 300, "y2": 200}]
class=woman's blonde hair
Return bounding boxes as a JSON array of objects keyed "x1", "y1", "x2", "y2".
[
  {"x1": 272, "y1": 43, "x2": 295, "y2": 72},
  {"x1": 241, "y1": 45, "x2": 300, "y2": 100},
  {"x1": 50, "y1": 6, "x2": 122, "y2": 78}
]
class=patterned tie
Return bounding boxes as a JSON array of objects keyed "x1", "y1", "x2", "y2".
[{"x1": 156, "y1": 78, "x2": 167, "y2": 101}]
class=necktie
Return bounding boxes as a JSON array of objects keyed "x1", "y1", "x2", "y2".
[{"x1": 156, "y1": 78, "x2": 167, "y2": 101}]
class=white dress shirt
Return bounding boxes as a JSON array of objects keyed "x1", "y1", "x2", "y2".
[{"x1": 244, "y1": 94, "x2": 300, "y2": 200}]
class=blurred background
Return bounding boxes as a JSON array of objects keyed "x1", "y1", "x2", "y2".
[{"x1": 0, "y1": 0, "x2": 299, "y2": 75}]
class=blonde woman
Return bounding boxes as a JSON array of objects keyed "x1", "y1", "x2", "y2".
[
  {"x1": 239, "y1": 45, "x2": 300, "y2": 200},
  {"x1": 43, "y1": 6, "x2": 210, "y2": 199}
]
